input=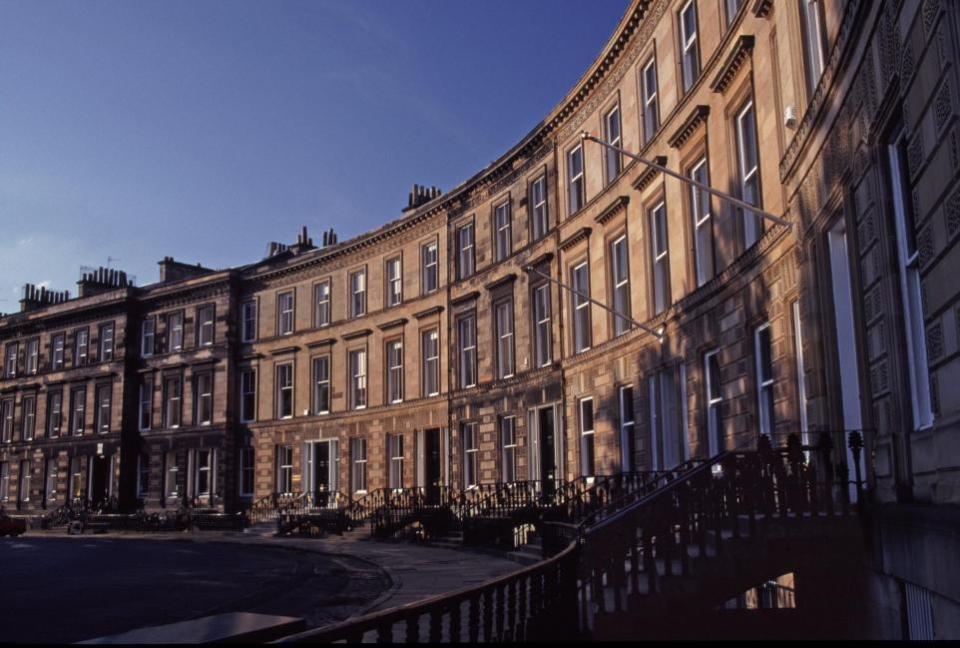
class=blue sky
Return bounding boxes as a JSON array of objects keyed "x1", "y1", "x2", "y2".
[{"x1": 0, "y1": 0, "x2": 627, "y2": 307}]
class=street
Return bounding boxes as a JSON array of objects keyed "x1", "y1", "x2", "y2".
[{"x1": 0, "y1": 536, "x2": 389, "y2": 643}]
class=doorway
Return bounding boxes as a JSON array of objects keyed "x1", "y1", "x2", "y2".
[
  {"x1": 421, "y1": 428, "x2": 442, "y2": 504},
  {"x1": 304, "y1": 439, "x2": 339, "y2": 506},
  {"x1": 828, "y1": 219, "x2": 866, "y2": 501},
  {"x1": 89, "y1": 455, "x2": 110, "y2": 506},
  {"x1": 529, "y1": 404, "x2": 561, "y2": 501}
]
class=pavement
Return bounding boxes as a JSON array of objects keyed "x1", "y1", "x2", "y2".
[{"x1": 4, "y1": 524, "x2": 523, "y2": 642}]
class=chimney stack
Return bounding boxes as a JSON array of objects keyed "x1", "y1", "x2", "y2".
[
  {"x1": 404, "y1": 184, "x2": 442, "y2": 212},
  {"x1": 19, "y1": 283, "x2": 70, "y2": 312}
]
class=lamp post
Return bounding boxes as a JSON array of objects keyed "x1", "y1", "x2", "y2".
[
  {"x1": 580, "y1": 131, "x2": 794, "y2": 229},
  {"x1": 524, "y1": 132, "x2": 795, "y2": 342}
]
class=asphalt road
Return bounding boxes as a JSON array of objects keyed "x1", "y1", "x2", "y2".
[{"x1": 0, "y1": 536, "x2": 389, "y2": 643}]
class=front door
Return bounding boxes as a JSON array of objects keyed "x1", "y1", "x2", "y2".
[
  {"x1": 305, "y1": 440, "x2": 339, "y2": 506},
  {"x1": 529, "y1": 405, "x2": 560, "y2": 501},
  {"x1": 90, "y1": 455, "x2": 110, "y2": 506},
  {"x1": 828, "y1": 219, "x2": 865, "y2": 502},
  {"x1": 424, "y1": 428, "x2": 441, "y2": 505}
]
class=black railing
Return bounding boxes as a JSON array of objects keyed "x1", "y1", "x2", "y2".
[
  {"x1": 278, "y1": 430, "x2": 871, "y2": 642},
  {"x1": 282, "y1": 538, "x2": 582, "y2": 643}
]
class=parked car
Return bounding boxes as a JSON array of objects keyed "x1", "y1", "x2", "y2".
[{"x1": 0, "y1": 511, "x2": 27, "y2": 537}]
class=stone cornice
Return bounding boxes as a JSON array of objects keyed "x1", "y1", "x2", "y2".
[
  {"x1": 376, "y1": 318, "x2": 408, "y2": 331},
  {"x1": 559, "y1": 227, "x2": 592, "y2": 252},
  {"x1": 341, "y1": 329, "x2": 372, "y2": 341},
  {"x1": 710, "y1": 36, "x2": 755, "y2": 94},
  {"x1": 632, "y1": 156, "x2": 668, "y2": 191},
  {"x1": 269, "y1": 346, "x2": 299, "y2": 356},
  {"x1": 413, "y1": 306, "x2": 443, "y2": 320},
  {"x1": 305, "y1": 338, "x2": 336, "y2": 349},
  {"x1": 527, "y1": 252, "x2": 554, "y2": 268},
  {"x1": 668, "y1": 105, "x2": 710, "y2": 148},
  {"x1": 594, "y1": 196, "x2": 630, "y2": 225},
  {"x1": 751, "y1": 0, "x2": 774, "y2": 18},
  {"x1": 484, "y1": 273, "x2": 517, "y2": 292},
  {"x1": 450, "y1": 291, "x2": 480, "y2": 307}
]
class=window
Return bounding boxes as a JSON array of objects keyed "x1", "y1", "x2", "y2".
[
  {"x1": 26, "y1": 339, "x2": 39, "y2": 375},
  {"x1": 138, "y1": 380, "x2": 152, "y2": 431},
  {"x1": 388, "y1": 434, "x2": 404, "y2": 490},
  {"x1": 276, "y1": 445, "x2": 294, "y2": 494},
  {"x1": 99, "y1": 322, "x2": 114, "y2": 361},
  {"x1": 533, "y1": 283, "x2": 552, "y2": 368},
  {"x1": 736, "y1": 100, "x2": 762, "y2": 248},
  {"x1": 792, "y1": 302, "x2": 810, "y2": 445},
  {"x1": 689, "y1": 157, "x2": 715, "y2": 286},
  {"x1": 350, "y1": 438, "x2": 367, "y2": 493},
  {"x1": 168, "y1": 312, "x2": 184, "y2": 351},
  {"x1": 495, "y1": 299, "x2": 515, "y2": 379},
  {"x1": 277, "y1": 292, "x2": 294, "y2": 335},
  {"x1": 195, "y1": 373, "x2": 213, "y2": 425},
  {"x1": 350, "y1": 270, "x2": 366, "y2": 318},
  {"x1": 386, "y1": 340, "x2": 403, "y2": 404},
  {"x1": 888, "y1": 126, "x2": 933, "y2": 431},
  {"x1": 755, "y1": 323, "x2": 775, "y2": 437},
  {"x1": 641, "y1": 57, "x2": 660, "y2": 145},
  {"x1": 47, "y1": 391, "x2": 63, "y2": 438},
  {"x1": 21, "y1": 396, "x2": 35, "y2": 441},
  {"x1": 679, "y1": 0, "x2": 701, "y2": 94},
  {"x1": 619, "y1": 386, "x2": 636, "y2": 472},
  {"x1": 579, "y1": 398, "x2": 595, "y2": 477},
  {"x1": 567, "y1": 144, "x2": 585, "y2": 214},
  {"x1": 457, "y1": 222, "x2": 475, "y2": 280},
  {"x1": 74, "y1": 328, "x2": 88, "y2": 366},
  {"x1": 276, "y1": 363, "x2": 293, "y2": 419},
  {"x1": 800, "y1": 0, "x2": 827, "y2": 97},
  {"x1": 71, "y1": 456, "x2": 84, "y2": 500},
  {"x1": 0, "y1": 399, "x2": 12, "y2": 443},
  {"x1": 530, "y1": 175, "x2": 548, "y2": 241},
  {"x1": 705, "y1": 350, "x2": 723, "y2": 456},
  {"x1": 386, "y1": 257, "x2": 403, "y2": 307},
  {"x1": 240, "y1": 369, "x2": 256, "y2": 422},
  {"x1": 648, "y1": 367, "x2": 685, "y2": 470},
  {"x1": 46, "y1": 458, "x2": 58, "y2": 504},
  {"x1": 241, "y1": 301, "x2": 257, "y2": 342},
  {"x1": 19, "y1": 460, "x2": 30, "y2": 506},
  {"x1": 0, "y1": 462, "x2": 8, "y2": 502},
  {"x1": 726, "y1": 0, "x2": 743, "y2": 25},
  {"x1": 70, "y1": 388, "x2": 86, "y2": 436},
  {"x1": 164, "y1": 377, "x2": 181, "y2": 428},
  {"x1": 571, "y1": 262, "x2": 591, "y2": 353},
  {"x1": 650, "y1": 201, "x2": 671, "y2": 314},
  {"x1": 314, "y1": 281, "x2": 331, "y2": 327},
  {"x1": 604, "y1": 104, "x2": 622, "y2": 183},
  {"x1": 197, "y1": 305, "x2": 215, "y2": 346},
  {"x1": 4, "y1": 343, "x2": 17, "y2": 378},
  {"x1": 610, "y1": 235, "x2": 631, "y2": 336},
  {"x1": 500, "y1": 416, "x2": 517, "y2": 483},
  {"x1": 239, "y1": 447, "x2": 255, "y2": 497},
  {"x1": 422, "y1": 329, "x2": 440, "y2": 397},
  {"x1": 457, "y1": 314, "x2": 477, "y2": 389},
  {"x1": 312, "y1": 357, "x2": 330, "y2": 414},
  {"x1": 165, "y1": 451, "x2": 179, "y2": 499},
  {"x1": 141, "y1": 317, "x2": 155, "y2": 357},
  {"x1": 51, "y1": 334, "x2": 65, "y2": 370},
  {"x1": 462, "y1": 422, "x2": 479, "y2": 488},
  {"x1": 494, "y1": 201, "x2": 512, "y2": 262},
  {"x1": 137, "y1": 453, "x2": 149, "y2": 499},
  {"x1": 349, "y1": 349, "x2": 367, "y2": 410},
  {"x1": 421, "y1": 241, "x2": 439, "y2": 294},
  {"x1": 193, "y1": 449, "x2": 213, "y2": 499}
]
